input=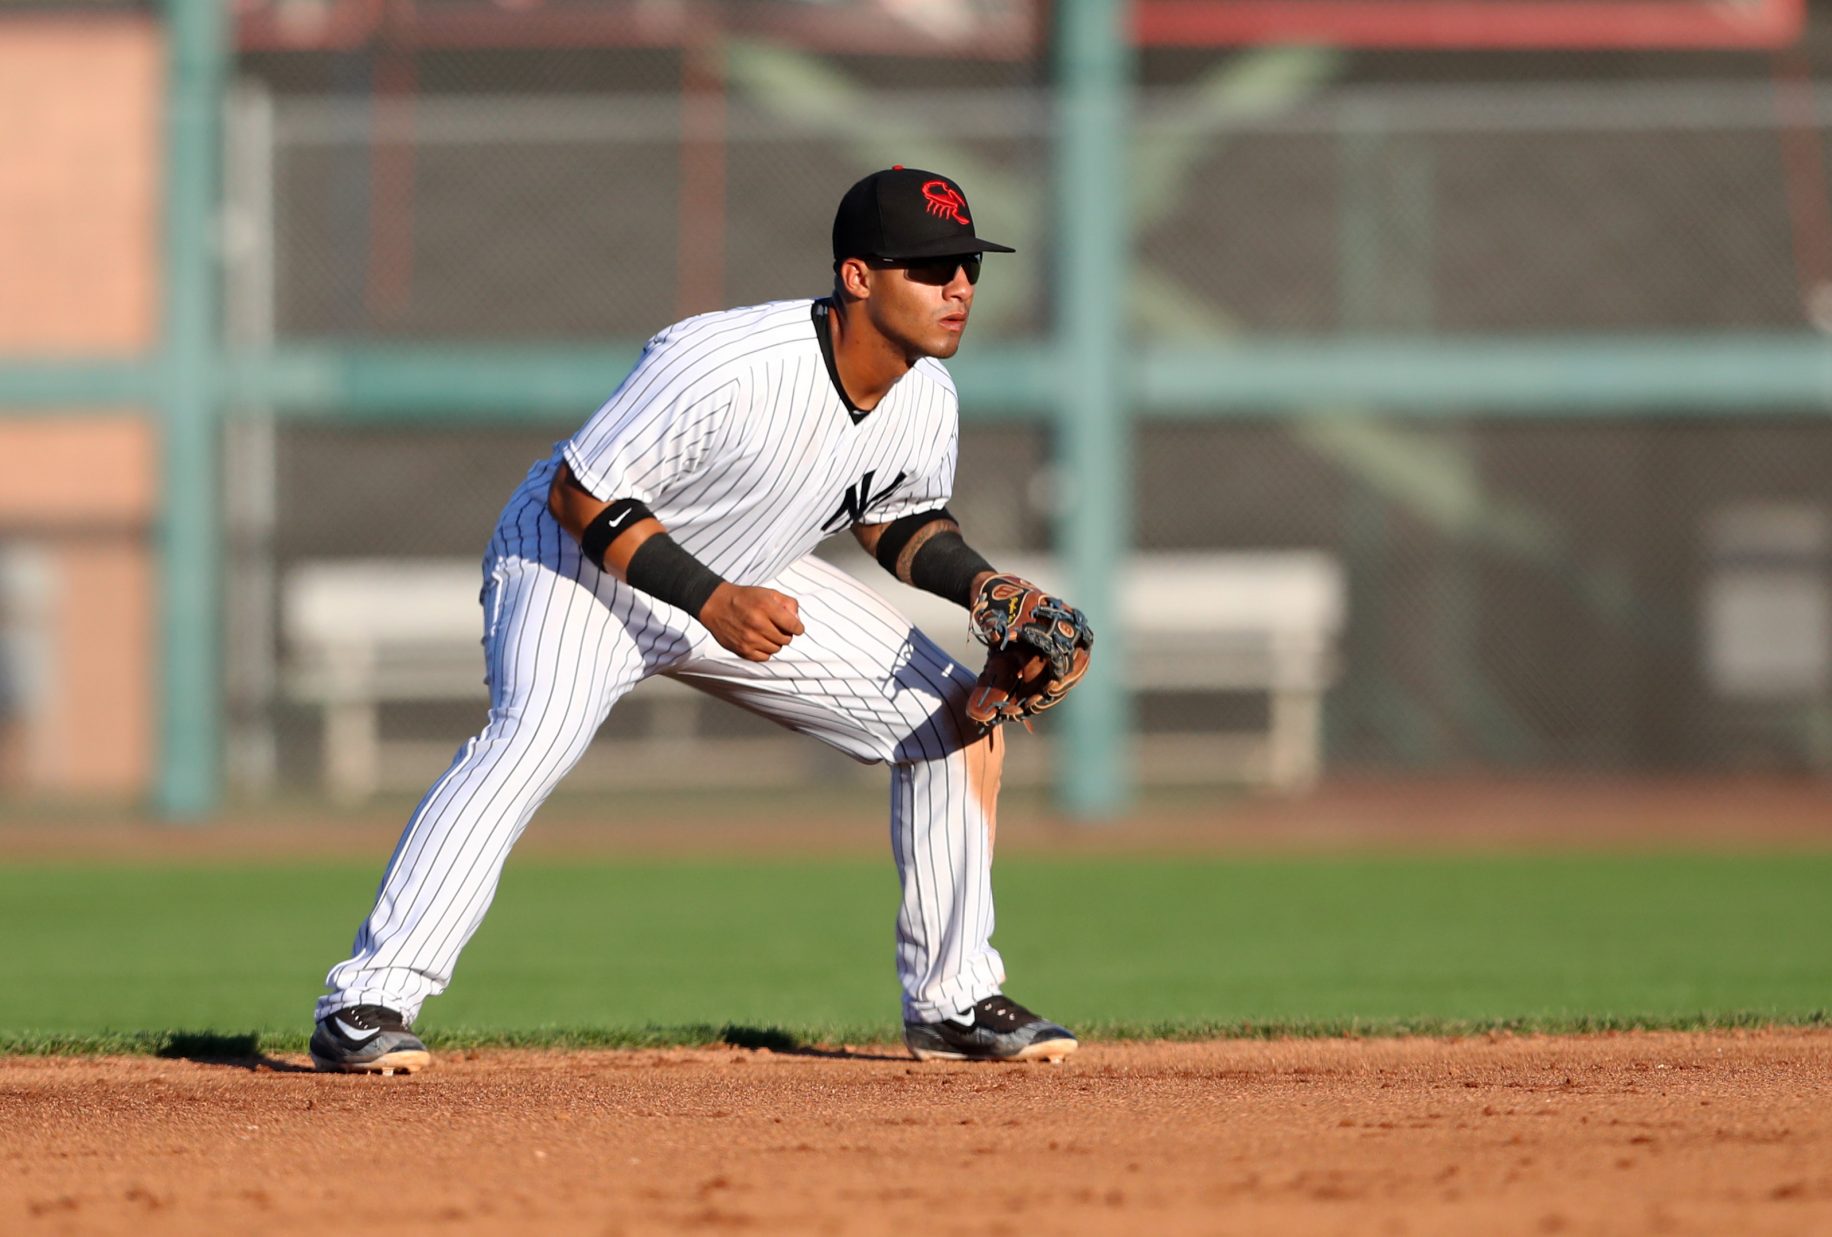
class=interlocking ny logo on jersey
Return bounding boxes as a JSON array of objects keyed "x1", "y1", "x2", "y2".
[
  {"x1": 922, "y1": 180, "x2": 970, "y2": 225},
  {"x1": 822, "y1": 469, "x2": 909, "y2": 532}
]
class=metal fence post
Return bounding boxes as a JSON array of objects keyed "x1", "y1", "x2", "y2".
[
  {"x1": 157, "y1": 0, "x2": 227, "y2": 818},
  {"x1": 1053, "y1": 0, "x2": 1135, "y2": 817}
]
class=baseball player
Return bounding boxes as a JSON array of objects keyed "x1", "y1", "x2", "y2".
[{"x1": 309, "y1": 167, "x2": 1094, "y2": 1074}]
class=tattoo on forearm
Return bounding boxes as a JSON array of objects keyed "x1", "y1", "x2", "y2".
[{"x1": 896, "y1": 518, "x2": 959, "y2": 585}]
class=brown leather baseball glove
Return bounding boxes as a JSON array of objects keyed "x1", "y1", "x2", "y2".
[{"x1": 964, "y1": 574, "x2": 1095, "y2": 732}]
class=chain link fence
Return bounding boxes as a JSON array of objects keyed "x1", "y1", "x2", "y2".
[
  {"x1": 2, "y1": 17, "x2": 1829, "y2": 801},
  {"x1": 196, "y1": 49, "x2": 1832, "y2": 799}
]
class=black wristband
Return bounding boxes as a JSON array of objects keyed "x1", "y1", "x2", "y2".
[
  {"x1": 908, "y1": 529, "x2": 994, "y2": 608},
  {"x1": 580, "y1": 498, "x2": 655, "y2": 571},
  {"x1": 623, "y1": 532, "x2": 726, "y2": 618}
]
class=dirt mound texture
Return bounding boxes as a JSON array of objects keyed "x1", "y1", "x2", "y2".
[{"x1": 4, "y1": 1031, "x2": 1828, "y2": 1235}]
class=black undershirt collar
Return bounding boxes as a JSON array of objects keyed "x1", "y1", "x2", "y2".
[{"x1": 811, "y1": 297, "x2": 871, "y2": 426}]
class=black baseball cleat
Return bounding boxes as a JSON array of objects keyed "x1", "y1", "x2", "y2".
[
  {"x1": 903, "y1": 994, "x2": 1078, "y2": 1063},
  {"x1": 309, "y1": 1004, "x2": 432, "y2": 1074}
]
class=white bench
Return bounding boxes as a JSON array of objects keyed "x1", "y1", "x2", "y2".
[
  {"x1": 872, "y1": 552, "x2": 1346, "y2": 793},
  {"x1": 283, "y1": 559, "x2": 814, "y2": 801},
  {"x1": 283, "y1": 551, "x2": 1345, "y2": 801}
]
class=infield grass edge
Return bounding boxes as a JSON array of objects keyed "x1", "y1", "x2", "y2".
[{"x1": 3, "y1": 1010, "x2": 1827, "y2": 1059}]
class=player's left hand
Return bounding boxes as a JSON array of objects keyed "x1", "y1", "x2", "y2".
[{"x1": 964, "y1": 574, "x2": 1094, "y2": 731}]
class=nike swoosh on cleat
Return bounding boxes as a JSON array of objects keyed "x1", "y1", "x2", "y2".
[{"x1": 333, "y1": 1018, "x2": 382, "y2": 1043}]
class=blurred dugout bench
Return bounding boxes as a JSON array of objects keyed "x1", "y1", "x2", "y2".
[{"x1": 282, "y1": 552, "x2": 1345, "y2": 802}]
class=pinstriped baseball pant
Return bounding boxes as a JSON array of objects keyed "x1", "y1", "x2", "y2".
[{"x1": 316, "y1": 549, "x2": 1006, "y2": 1026}]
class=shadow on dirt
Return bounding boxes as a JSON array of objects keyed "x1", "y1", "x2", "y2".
[
  {"x1": 157, "y1": 1032, "x2": 313, "y2": 1073},
  {"x1": 149, "y1": 1027, "x2": 905, "y2": 1067},
  {"x1": 719, "y1": 1025, "x2": 906, "y2": 1062}
]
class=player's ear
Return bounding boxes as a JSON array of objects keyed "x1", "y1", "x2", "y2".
[{"x1": 836, "y1": 257, "x2": 873, "y2": 301}]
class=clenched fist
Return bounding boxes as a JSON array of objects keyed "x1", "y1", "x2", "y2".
[{"x1": 699, "y1": 584, "x2": 804, "y2": 661}]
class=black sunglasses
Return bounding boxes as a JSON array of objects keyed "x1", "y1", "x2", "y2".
[{"x1": 865, "y1": 253, "x2": 982, "y2": 286}]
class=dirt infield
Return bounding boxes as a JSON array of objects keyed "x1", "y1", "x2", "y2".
[{"x1": 4, "y1": 1031, "x2": 1828, "y2": 1235}]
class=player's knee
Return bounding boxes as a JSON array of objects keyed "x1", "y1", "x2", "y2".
[
  {"x1": 960, "y1": 725, "x2": 1004, "y2": 828},
  {"x1": 474, "y1": 711, "x2": 592, "y2": 769},
  {"x1": 974, "y1": 724, "x2": 1004, "y2": 776},
  {"x1": 946, "y1": 710, "x2": 1004, "y2": 771}
]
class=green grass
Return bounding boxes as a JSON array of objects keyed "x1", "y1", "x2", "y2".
[{"x1": 1, "y1": 853, "x2": 1828, "y2": 1055}]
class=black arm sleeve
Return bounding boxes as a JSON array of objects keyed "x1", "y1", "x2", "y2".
[
  {"x1": 623, "y1": 533, "x2": 726, "y2": 619},
  {"x1": 873, "y1": 508, "x2": 993, "y2": 608},
  {"x1": 908, "y1": 532, "x2": 995, "y2": 607}
]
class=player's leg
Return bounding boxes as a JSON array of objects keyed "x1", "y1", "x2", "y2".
[
  {"x1": 669, "y1": 555, "x2": 1073, "y2": 1061},
  {"x1": 312, "y1": 554, "x2": 665, "y2": 1067}
]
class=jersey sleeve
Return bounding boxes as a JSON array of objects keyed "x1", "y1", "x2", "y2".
[
  {"x1": 868, "y1": 438, "x2": 956, "y2": 524},
  {"x1": 866, "y1": 367, "x2": 958, "y2": 524},
  {"x1": 562, "y1": 333, "x2": 738, "y2": 505}
]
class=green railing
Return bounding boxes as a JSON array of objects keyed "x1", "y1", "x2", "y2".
[{"x1": 6, "y1": 1, "x2": 1832, "y2": 818}]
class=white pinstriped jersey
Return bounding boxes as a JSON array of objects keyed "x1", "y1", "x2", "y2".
[
  {"x1": 498, "y1": 298, "x2": 958, "y2": 584},
  {"x1": 320, "y1": 296, "x2": 1011, "y2": 1031}
]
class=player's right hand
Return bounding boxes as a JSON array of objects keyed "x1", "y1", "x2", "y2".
[{"x1": 699, "y1": 584, "x2": 804, "y2": 661}]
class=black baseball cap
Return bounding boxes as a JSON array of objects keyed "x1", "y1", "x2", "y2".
[{"x1": 832, "y1": 166, "x2": 1016, "y2": 264}]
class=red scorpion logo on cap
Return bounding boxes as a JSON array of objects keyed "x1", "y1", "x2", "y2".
[{"x1": 922, "y1": 180, "x2": 971, "y2": 226}]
